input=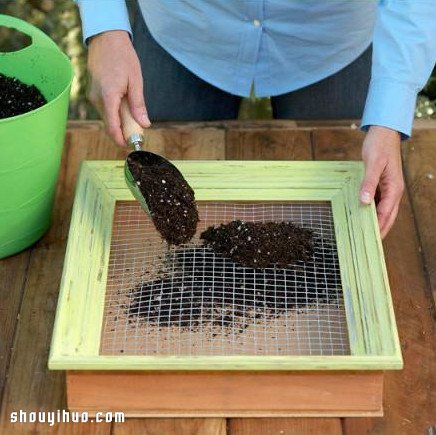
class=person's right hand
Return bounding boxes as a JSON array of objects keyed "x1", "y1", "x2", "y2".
[{"x1": 87, "y1": 30, "x2": 151, "y2": 146}]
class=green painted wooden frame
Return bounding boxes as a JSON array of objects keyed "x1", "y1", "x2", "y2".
[{"x1": 49, "y1": 161, "x2": 403, "y2": 371}]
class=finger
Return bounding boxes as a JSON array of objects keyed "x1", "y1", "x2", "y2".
[
  {"x1": 380, "y1": 203, "x2": 400, "y2": 239},
  {"x1": 376, "y1": 186, "x2": 400, "y2": 235},
  {"x1": 127, "y1": 74, "x2": 151, "y2": 128},
  {"x1": 379, "y1": 180, "x2": 404, "y2": 237},
  {"x1": 360, "y1": 160, "x2": 384, "y2": 205},
  {"x1": 376, "y1": 197, "x2": 394, "y2": 232},
  {"x1": 102, "y1": 89, "x2": 125, "y2": 146}
]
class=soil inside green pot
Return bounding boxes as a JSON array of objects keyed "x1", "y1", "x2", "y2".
[{"x1": 0, "y1": 73, "x2": 47, "y2": 119}]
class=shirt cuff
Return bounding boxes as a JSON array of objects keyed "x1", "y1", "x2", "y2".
[
  {"x1": 360, "y1": 79, "x2": 418, "y2": 140},
  {"x1": 77, "y1": 0, "x2": 132, "y2": 44}
]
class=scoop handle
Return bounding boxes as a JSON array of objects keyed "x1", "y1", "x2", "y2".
[{"x1": 120, "y1": 98, "x2": 144, "y2": 150}]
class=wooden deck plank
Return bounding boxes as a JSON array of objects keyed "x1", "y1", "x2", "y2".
[
  {"x1": 402, "y1": 128, "x2": 436, "y2": 305},
  {"x1": 143, "y1": 127, "x2": 226, "y2": 160},
  {"x1": 228, "y1": 418, "x2": 342, "y2": 435},
  {"x1": 0, "y1": 251, "x2": 31, "y2": 408},
  {"x1": 66, "y1": 120, "x2": 226, "y2": 160},
  {"x1": 0, "y1": 123, "x2": 117, "y2": 433},
  {"x1": 113, "y1": 418, "x2": 226, "y2": 435},
  {"x1": 32, "y1": 421, "x2": 112, "y2": 434},
  {"x1": 0, "y1": 126, "x2": 115, "y2": 434},
  {"x1": 225, "y1": 127, "x2": 312, "y2": 160},
  {"x1": 0, "y1": 244, "x2": 112, "y2": 434},
  {"x1": 313, "y1": 128, "x2": 436, "y2": 435}
]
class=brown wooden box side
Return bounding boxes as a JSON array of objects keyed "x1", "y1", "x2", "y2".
[{"x1": 67, "y1": 370, "x2": 383, "y2": 417}]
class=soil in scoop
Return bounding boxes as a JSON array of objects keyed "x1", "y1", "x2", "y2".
[
  {"x1": 128, "y1": 237, "x2": 341, "y2": 333},
  {"x1": 201, "y1": 220, "x2": 314, "y2": 268},
  {"x1": 127, "y1": 156, "x2": 199, "y2": 245},
  {"x1": 0, "y1": 73, "x2": 47, "y2": 119}
]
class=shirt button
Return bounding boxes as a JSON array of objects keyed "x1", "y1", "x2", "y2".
[{"x1": 253, "y1": 19, "x2": 261, "y2": 27}]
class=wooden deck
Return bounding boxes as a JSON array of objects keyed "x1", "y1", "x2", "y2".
[{"x1": 0, "y1": 120, "x2": 435, "y2": 434}]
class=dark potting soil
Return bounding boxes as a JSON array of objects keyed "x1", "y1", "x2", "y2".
[
  {"x1": 128, "y1": 237, "x2": 340, "y2": 332},
  {"x1": 0, "y1": 73, "x2": 47, "y2": 119},
  {"x1": 200, "y1": 220, "x2": 314, "y2": 268},
  {"x1": 127, "y1": 157, "x2": 199, "y2": 245}
]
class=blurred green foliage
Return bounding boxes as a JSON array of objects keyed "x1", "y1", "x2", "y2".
[
  {"x1": 416, "y1": 67, "x2": 436, "y2": 119},
  {"x1": 0, "y1": 0, "x2": 434, "y2": 121}
]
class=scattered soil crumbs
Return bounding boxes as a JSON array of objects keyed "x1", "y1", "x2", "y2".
[
  {"x1": 201, "y1": 220, "x2": 314, "y2": 268},
  {"x1": 128, "y1": 238, "x2": 340, "y2": 333},
  {"x1": 127, "y1": 155, "x2": 199, "y2": 245},
  {"x1": 0, "y1": 73, "x2": 47, "y2": 119}
]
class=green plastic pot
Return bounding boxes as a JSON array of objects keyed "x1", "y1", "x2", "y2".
[{"x1": 0, "y1": 15, "x2": 73, "y2": 258}]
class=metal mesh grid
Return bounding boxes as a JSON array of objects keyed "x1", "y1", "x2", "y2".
[{"x1": 101, "y1": 201, "x2": 350, "y2": 356}]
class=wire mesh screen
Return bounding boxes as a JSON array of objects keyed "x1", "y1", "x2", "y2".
[{"x1": 101, "y1": 201, "x2": 350, "y2": 356}]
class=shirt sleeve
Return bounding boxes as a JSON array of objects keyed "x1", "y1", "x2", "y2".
[
  {"x1": 76, "y1": 0, "x2": 132, "y2": 44},
  {"x1": 361, "y1": 0, "x2": 436, "y2": 139}
]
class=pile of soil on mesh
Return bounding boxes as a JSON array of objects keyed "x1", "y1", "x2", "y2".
[
  {"x1": 0, "y1": 73, "x2": 47, "y2": 119},
  {"x1": 200, "y1": 220, "x2": 314, "y2": 268},
  {"x1": 128, "y1": 238, "x2": 340, "y2": 332},
  {"x1": 127, "y1": 156, "x2": 199, "y2": 245}
]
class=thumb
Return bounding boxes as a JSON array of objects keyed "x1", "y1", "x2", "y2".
[
  {"x1": 360, "y1": 160, "x2": 384, "y2": 205},
  {"x1": 127, "y1": 78, "x2": 151, "y2": 129}
]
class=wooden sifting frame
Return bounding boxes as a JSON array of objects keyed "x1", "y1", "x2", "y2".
[{"x1": 49, "y1": 160, "x2": 402, "y2": 372}]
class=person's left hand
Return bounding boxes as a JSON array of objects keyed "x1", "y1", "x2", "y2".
[{"x1": 359, "y1": 125, "x2": 404, "y2": 239}]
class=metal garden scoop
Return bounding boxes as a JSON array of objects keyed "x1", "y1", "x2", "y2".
[{"x1": 120, "y1": 99, "x2": 183, "y2": 216}]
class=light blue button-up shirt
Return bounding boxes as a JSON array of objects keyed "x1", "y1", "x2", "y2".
[{"x1": 77, "y1": 0, "x2": 436, "y2": 138}]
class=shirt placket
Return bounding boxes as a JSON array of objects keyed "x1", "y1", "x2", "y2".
[{"x1": 236, "y1": 0, "x2": 265, "y2": 94}]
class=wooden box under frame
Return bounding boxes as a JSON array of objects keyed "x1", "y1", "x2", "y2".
[{"x1": 49, "y1": 161, "x2": 402, "y2": 417}]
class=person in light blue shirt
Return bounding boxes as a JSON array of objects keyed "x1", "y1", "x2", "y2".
[{"x1": 77, "y1": 0, "x2": 436, "y2": 238}]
